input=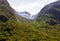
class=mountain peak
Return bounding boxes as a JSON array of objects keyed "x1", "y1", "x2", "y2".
[{"x1": 20, "y1": 11, "x2": 31, "y2": 15}]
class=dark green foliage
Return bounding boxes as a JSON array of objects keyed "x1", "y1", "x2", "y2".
[
  {"x1": 0, "y1": 39, "x2": 7, "y2": 41},
  {"x1": 0, "y1": 15, "x2": 8, "y2": 22},
  {"x1": 46, "y1": 18, "x2": 57, "y2": 25}
]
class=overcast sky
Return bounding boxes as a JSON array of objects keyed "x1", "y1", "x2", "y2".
[{"x1": 7, "y1": 0, "x2": 57, "y2": 15}]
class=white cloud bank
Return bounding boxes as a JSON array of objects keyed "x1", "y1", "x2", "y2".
[{"x1": 8, "y1": 0, "x2": 57, "y2": 15}]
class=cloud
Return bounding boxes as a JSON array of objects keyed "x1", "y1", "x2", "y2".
[
  {"x1": 13, "y1": 1, "x2": 41, "y2": 14},
  {"x1": 8, "y1": 0, "x2": 37, "y2": 6},
  {"x1": 8, "y1": 0, "x2": 57, "y2": 15}
]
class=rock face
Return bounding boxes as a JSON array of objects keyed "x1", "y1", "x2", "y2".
[{"x1": 37, "y1": 1, "x2": 60, "y2": 24}]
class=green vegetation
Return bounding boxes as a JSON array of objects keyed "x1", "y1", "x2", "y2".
[
  {"x1": 0, "y1": 16, "x2": 60, "y2": 41},
  {"x1": 0, "y1": 0, "x2": 60, "y2": 41}
]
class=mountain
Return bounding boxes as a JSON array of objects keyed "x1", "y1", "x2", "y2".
[
  {"x1": 36, "y1": 1, "x2": 60, "y2": 25},
  {"x1": 0, "y1": 0, "x2": 60, "y2": 41},
  {"x1": 17, "y1": 11, "x2": 37, "y2": 19},
  {"x1": 0, "y1": 0, "x2": 37, "y2": 41},
  {"x1": 32, "y1": 1, "x2": 60, "y2": 40},
  {"x1": 0, "y1": 0, "x2": 45, "y2": 41},
  {"x1": 15, "y1": 11, "x2": 31, "y2": 23},
  {"x1": 0, "y1": 0, "x2": 10, "y2": 6},
  {"x1": 18, "y1": 11, "x2": 31, "y2": 15},
  {"x1": 0, "y1": 0, "x2": 16, "y2": 22}
]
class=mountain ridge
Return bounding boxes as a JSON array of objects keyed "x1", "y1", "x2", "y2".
[
  {"x1": 16, "y1": 11, "x2": 37, "y2": 20},
  {"x1": 36, "y1": 1, "x2": 60, "y2": 25}
]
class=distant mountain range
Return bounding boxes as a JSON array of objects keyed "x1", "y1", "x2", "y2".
[{"x1": 16, "y1": 11, "x2": 37, "y2": 20}]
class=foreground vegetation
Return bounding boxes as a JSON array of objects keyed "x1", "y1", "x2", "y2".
[{"x1": 0, "y1": 17, "x2": 60, "y2": 41}]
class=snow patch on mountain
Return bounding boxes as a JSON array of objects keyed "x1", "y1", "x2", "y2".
[{"x1": 17, "y1": 11, "x2": 37, "y2": 19}]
